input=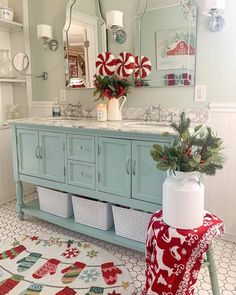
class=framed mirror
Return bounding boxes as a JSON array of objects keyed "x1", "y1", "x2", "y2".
[
  {"x1": 135, "y1": 0, "x2": 197, "y2": 87},
  {"x1": 12, "y1": 52, "x2": 29, "y2": 73},
  {"x1": 64, "y1": 0, "x2": 107, "y2": 89}
]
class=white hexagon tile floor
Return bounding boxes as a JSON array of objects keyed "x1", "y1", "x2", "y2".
[{"x1": 0, "y1": 194, "x2": 235, "y2": 295}]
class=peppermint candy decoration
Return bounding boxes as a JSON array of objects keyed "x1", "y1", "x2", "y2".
[
  {"x1": 134, "y1": 56, "x2": 152, "y2": 79},
  {"x1": 116, "y1": 52, "x2": 135, "y2": 78},
  {"x1": 96, "y1": 52, "x2": 117, "y2": 76}
]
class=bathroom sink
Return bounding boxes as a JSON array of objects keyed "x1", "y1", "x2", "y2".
[
  {"x1": 124, "y1": 121, "x2": 171, "y2": 127},
  {"x1": 48, "y1": 117, "x2": 81, "y2": 121}
]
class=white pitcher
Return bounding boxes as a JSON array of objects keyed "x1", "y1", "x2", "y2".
[{"x1": 107, "y1": 96, "x2": 126, "y2": 121}]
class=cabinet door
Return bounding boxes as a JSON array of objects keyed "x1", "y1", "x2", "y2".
[
  {"x1": 39, "y1": 131, "x2": 65, "y2": 183},
  {"x1": 98, "y1": 137, "x2": 131, "y2": 197},
  {"x1": 132, "y1": 141, "x2": 167, "y2": 204},
  {"x1": 17, "y1": 129, "x2": 39, "y2": 176}
]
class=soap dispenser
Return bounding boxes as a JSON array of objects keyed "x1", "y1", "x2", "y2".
[{"x1": 52, "y1": 98, "x2": 61, "y2": 117}]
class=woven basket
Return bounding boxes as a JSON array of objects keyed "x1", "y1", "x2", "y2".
[
  {"x1": 112, "y1": 206, "x2": 152, "y2": 243},
  {"x1": 72, "y1": 196, "x2": 114, "y2": 230},
  {"x1": 37, "y1": 186, "x2": 73, "y2": 218}
]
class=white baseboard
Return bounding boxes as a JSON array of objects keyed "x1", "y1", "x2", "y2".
[
  {"x1": 0, "y1": 184, "x2": 35, "y2": 206},
  {"x1": 0, "y1": 192, "x2": 16, "y2": 206}
]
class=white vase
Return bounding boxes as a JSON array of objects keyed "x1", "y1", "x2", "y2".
[
  {"x1": 163, "y1": 171, "x2": 204, "y2": 229},
  {"x1": 107, "y1": 96, "x2": 126, "y2": 121}
]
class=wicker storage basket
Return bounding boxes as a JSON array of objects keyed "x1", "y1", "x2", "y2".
[
  {"x1": 112, "y1": 206, "x2": 152, "y2": 243},
  {"x1": 72, "y1": 196, "x2": 114, "y2": 230},
  {"x1": 37, "y1": 186, "x2": 73, "y2": 218}
]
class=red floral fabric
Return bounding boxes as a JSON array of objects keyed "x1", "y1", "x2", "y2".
[{"x1": 142, "y1": 210, "x2": 224, "y2": 295}]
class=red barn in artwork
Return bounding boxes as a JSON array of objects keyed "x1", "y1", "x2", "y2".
[{"x1": 167, "y1": 40, "x2": 196, "y2": 56}]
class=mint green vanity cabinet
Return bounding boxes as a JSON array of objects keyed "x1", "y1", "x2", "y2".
[
  {"x1": 17, "y1": 129, "x2": 39, "y2": 177},
  {"x1": 67, "y1": 134, "x2": 96, "y2": 189},
  {"x1": 38, "y1": 131, "x2": 66, "y2": 183},
  {"x1": 98, "y1": 137, "x2": 131, "y2": 197},
  {"x1": 68, "y1": 160, "x2": 96, "y2": 189},
  {"x1": 98, "y1": 138, "x2": 166, "y2": 204},
  {"x1": 67, "y1": 134, "x2": 95, "y2": 163},
  {"x1": 17, "y1": 129, "x2": 65, "y2": 183},
  {"x1": 11, "y1": 121, "x2": 172, "y2": 252},
  {"x1": 132, "y1": 141, "x2": 166, "y2": 204}
]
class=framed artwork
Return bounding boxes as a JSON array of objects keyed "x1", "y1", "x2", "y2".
[{"x1": 156, "y1": 27, "x2": 196, "y2": 70}]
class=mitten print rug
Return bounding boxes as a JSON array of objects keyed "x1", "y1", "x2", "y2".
[{"x1": 0, "y1": 235, "x2": 135, "y2": 294}]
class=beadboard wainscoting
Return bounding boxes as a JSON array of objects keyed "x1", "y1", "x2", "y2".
[
  {"x1": 0, "y1": 127, "x2": 34, "y2": 205},
  {"x1": 206, "y1": 103, "x2": 236, "y2": 243},
  {"x1": 31, "y1": 101, "x2": 54, "y2": 117}
]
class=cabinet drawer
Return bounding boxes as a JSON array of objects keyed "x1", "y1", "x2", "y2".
[
  {"x1": 68, "y1": 160, "x2": 95, "y2": 189},
  {"x1": 67, "y1": 134, "x2": 95, "y2": 163}
]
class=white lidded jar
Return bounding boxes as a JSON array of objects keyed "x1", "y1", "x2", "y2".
[
  {"x1": 163, "y1": 171, "x2": 204, "y2": 229},
  {"x1": 0, "y1": 49, "x2": 13, "y2": 78},
  {"x1": 0, "y1": 7, "x2": 14, "y2": 21}
]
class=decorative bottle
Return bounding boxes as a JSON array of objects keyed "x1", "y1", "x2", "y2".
[{"x1": 52, "y1": 98, "x2": 61, "y2": 117}]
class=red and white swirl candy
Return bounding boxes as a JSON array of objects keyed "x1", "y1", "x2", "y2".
[
  {"x1": 135, "y1": 56, "x2": 152, "y2": 79},
  {"x1": 96, "y1": 52, "x2": 117, "y2": 76},
  {"x1": 116, "y1": 52, "x2": 135, "y2": 78}
]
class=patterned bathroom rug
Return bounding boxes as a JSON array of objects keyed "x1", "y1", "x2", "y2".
[{"x1": 0, "y1": 234, "x2": 136, "y2": 294}]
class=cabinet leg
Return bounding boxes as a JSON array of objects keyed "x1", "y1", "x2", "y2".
[
  {"x1": 206, "y1": 243, "x2": 220, "y2": 295},
  {"x1": 16, "y1": 181, "x2": 24, "y2": 221}
]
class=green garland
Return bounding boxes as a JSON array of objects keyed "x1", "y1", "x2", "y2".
[{"x1": 151, "y1": 112, "x2": 225, "y2": 175}]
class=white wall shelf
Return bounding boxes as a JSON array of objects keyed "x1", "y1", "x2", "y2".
[
  {"x1": 0, "y1": 78, "x2": 25, "y2": 83},
  {"x1": 0, "y1": 19, "x2": 23, "y2": 31}
]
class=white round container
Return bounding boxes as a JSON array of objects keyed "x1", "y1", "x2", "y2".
[
  {"x1": 163, "y1": 171, "x2": 204, "y2": 229},
  {"x1": 0, "y1": 7, "x2": 14, "y2": 21},
  {"x1": 96, "y1": 103, "x2": 107, "y2": 122}
]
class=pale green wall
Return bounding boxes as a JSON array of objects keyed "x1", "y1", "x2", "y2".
[
  {"x1": 73, "y1": 0, "x2": 97, "y2": 16},
  {"x1": 28, "y1": 0, "x2": 235, "y2": 108}
]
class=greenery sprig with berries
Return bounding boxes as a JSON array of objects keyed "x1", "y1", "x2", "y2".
[
  {"x1": 93, "y1": 74, "x2": 132, "y2": 101},
  {"x1": 151, "y1": 112, "x2": 225, "y2": 175}
]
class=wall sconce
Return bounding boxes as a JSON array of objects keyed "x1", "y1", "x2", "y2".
[
  {"x1": 37, "y1": 24, "x2": 59, "y2": 51},
  {"x1": 106, "y1": 10, "x2": 127, "y2": 44},
  {"x1": 203, "y1": 0, "x2": 225, "y2": 32}
]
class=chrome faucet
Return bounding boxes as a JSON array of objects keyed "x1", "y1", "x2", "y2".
[
  {"x1": 63, "y1": 103, "x2": 83, "y2": 118},
  {"x1": 156, "y1": 104, "x2": 162, "y2": 122},
  {"x1": 145, "y1": 104, "x2": 162, "y2": 121},
  {"x1": 145, "y1": 105, "x2": 155, "y2": 121}
]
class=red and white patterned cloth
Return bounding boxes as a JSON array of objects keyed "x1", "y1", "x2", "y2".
[{"x1": 142, "y1": 210, "x2": 224, "y2": 295}]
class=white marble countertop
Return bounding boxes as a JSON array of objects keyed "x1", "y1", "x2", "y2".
[{"x1": 8, "y1": 117, "x2": 176, "y2": 135}]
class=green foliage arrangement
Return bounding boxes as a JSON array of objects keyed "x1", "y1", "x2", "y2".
[
  {"x1": 151, "y1": 112, "x2": 225, "y2": 175},
  {"x1": 93, "y1": 74, "x2": 131, "y2": 100}
]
